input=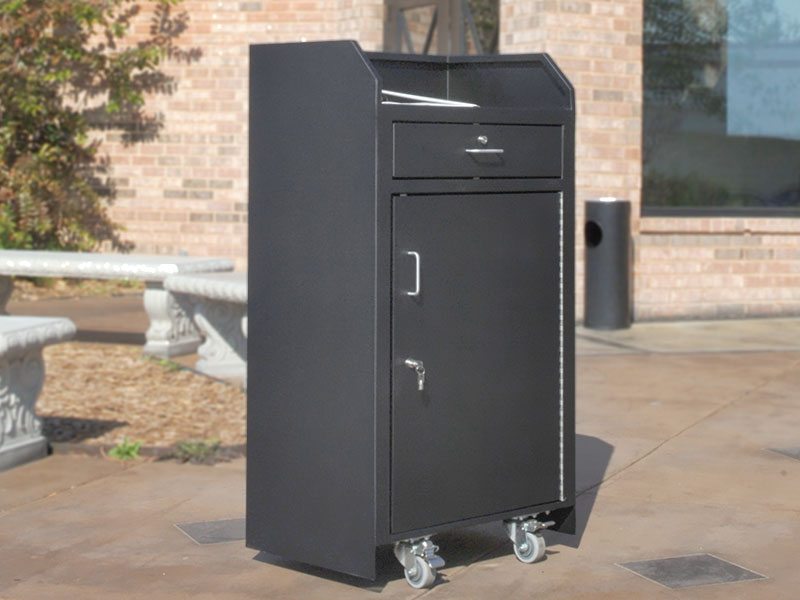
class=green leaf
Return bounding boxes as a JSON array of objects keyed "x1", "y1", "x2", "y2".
[
  {"x1": 0, "y1": 0, "x2": 26, "y2": 16},
  {"x1": 108, "y1": 437, "x2": 143, "y2": 460}
]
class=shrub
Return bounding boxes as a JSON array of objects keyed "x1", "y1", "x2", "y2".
[{"x1": 0, "y1": 0, "x2": 187, "y2": 250}]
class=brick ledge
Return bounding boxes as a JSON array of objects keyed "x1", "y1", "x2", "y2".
[{"x1": 640, "y1": 217, "x2": 800, "y2": 235}]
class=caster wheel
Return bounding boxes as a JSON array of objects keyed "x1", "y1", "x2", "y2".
[
  {"x1": 404, "y1": 556, "x2": 436, "y2": 588},
  {"x1": 513, "y1": 532, "x2": 546, "y2": 564}
]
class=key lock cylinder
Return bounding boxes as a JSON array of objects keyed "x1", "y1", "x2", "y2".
[{"x1": 404, "y1": 358, "x2": 425, "y2": 391}]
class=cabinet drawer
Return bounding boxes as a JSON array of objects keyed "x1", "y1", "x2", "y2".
[{"x1": 393, "y1": 123, "x2": 562, "y2": 179}]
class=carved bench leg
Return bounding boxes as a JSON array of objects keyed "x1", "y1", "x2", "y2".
[
  {"x1": 0, "y1": 276, "x2": 13, "y2": 315},
  {"x1": 142, "y1": 282, "x2": 202, "y2": 358},
  {"x1": 192, "y1": 299, "x2": 247, "y2": 381},
  {"x1": 0, "y1": 351, "x2": 48, "y2": 471}
]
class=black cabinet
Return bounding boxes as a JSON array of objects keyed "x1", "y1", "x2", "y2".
[{"x1": 247, "y1": 41, "x2": 575, "y2": 586}]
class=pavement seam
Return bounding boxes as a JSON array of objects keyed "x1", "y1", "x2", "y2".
[
  {"x1": 579, "y1": 353, "x2": 800, "y2": 496},
  {"x1": 0, "y1": 459, "x2": 139, "y2": 518},
  {"x1": 578, "y1": 332, "x2": 800, "y2": 356},
  {"x1": 628, "y1": 348, "x2": 800, "y2": 356},
  {"x1": 576, "y1": 333, "x2": 646, "y2": 353}
]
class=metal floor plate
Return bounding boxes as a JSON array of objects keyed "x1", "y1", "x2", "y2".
[
  {"x1": 767, "y1": 447, "x2": 800, "y2": 461},
  {"x1": 175, "y1": 518, "x2": 245, "y2": 545},
  {"x1": 618, "y1": 553, "x2": 766, "y2": 589}
]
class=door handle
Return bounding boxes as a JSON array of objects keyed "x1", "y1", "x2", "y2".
[{"x1": 404, "y1": 251, "x2": 420, "y2": 297}]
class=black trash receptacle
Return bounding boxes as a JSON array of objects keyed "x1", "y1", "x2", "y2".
[{"x1": 584, "y1": 197, "x2": 632, "y2": 329}]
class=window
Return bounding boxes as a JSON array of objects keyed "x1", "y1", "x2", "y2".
[
  {"x1": 643, "y1": 0, "x2": 800, "y2": 214},
  {"x1": 384, "y1": 0, "x2": 498, "y2": 55}
]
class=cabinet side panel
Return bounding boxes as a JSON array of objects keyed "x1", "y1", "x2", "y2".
[{"x1": 247, "y1": 42, "x2": 378, "y2": 579}]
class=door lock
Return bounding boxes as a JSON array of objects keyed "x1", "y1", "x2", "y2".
[{"x1": 404, "y1": 358, "x2": 426, "y2": 391}]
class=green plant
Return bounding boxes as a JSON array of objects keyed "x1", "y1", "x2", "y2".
[
  {"x1": 0, "y1": 0, "x2": 189, "y2": 251},
  {"x1": 152, "y1": 356, "x2": 183, "y2": 372},
  {"x1": 159, "y1": 358, "x2": 182, "y2": 372},
  {"x1": 31, "y1": 276, "x2": 56, "y2": 288},
  {"x1": 166, "y1": 438, "x2": 226, "y2": 465},
  {"x1": 142, "y1": 354, "x2": 183, "y2": 371},
  {"x1": 108, "y1": 436, "x2": 142, "y2": 460}
]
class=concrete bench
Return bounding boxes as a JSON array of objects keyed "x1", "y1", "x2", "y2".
[
  {"x1": 0, "y1": 250, "x2": 234, "y2": 358},
  {"x1": 0, "y1": 316, "x2": 76, "y2": 471},
  {"x1": 164, "y1": 272, "x2": 247, "y2": 384}
]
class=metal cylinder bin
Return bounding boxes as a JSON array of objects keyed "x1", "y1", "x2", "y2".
[{"x1": 584, "y1": 198, "x2": 632, "y2": 329}]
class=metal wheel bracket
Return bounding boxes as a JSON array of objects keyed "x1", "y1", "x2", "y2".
[
  {"x1": 504, "y1": 515, "x2": 555, "y2": 547},
  {"x1": 394, "y1": 537, "x2": 445, "y2": 571}
]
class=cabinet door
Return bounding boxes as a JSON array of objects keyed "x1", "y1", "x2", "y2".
[{"x1": 391, "y1": 193, "x2": 563, "y2": 534}]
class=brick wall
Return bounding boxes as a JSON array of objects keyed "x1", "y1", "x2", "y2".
[
  {"x1": 499, "y1": 0, "x2": 643, "y2": 320},
  {"x1": 103, "y1": 0, "x2": 383, "y2": 267},
  {"x1": 101, "y1": 0, "x2": 798, "y2": 320},
  {"x1": 500, "y1": 0, "x2": 800, "y2": 321},
  {"x1": 636, "y1": 219, "x2": 800, "y2": 319}
]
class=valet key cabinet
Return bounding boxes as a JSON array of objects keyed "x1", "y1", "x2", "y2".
[{"x1": 247, "y1": 41, "x2": 575, "y2": 588}]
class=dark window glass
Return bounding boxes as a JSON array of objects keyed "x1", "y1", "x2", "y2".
[
  {"x1": 643, "y1": 0, "x2": 800, "y2": 213},
  {"x1": 384, "y1": 0, "x2": 498, "y2": 55}
]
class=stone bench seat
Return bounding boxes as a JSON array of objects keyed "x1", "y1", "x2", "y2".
[
  {"x1": 164, "y1": 272, "x2": 247, "y2": 383},
  {"x1": 0, "y1": 250, "x2": 234, "y2": 357},
  {"x1": 0, "y1": 316, "x2": 76, "y2": 471}
]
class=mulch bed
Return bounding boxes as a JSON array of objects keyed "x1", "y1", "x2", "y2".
[
  {"x1": 10, "y1": 277, "x2": 247, "y2": 458},
  {"x1": 37, "y1": 342, "x2": 246, "y2": 452},
  {"x1": 11, "y1": 277, "x2": 146, "y2": 302}
]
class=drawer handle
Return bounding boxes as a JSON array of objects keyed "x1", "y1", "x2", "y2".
[{"x1": 465, "y1": 148, "x2": 505, "y2": 154}]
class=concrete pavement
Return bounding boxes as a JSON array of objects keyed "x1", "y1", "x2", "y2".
[
  {"x1": 6, "y1": 292, "x2": 198, "y2": 369},
  {"x1": 1, "y1": 316, "x2": 799, "y2": 598},
  {"x1": 7, "y1": 294, "x2": 148, "y2": 346}
]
